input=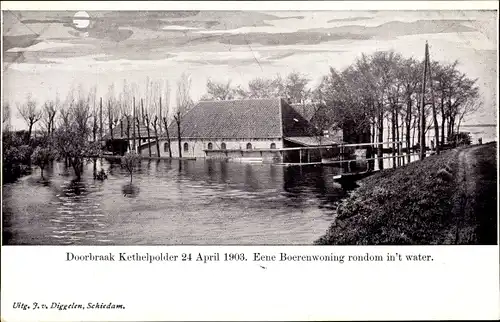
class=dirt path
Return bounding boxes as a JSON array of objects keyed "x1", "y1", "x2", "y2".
[{"x1": 452, "y1": 143, "x2": 497, "y2": 244}]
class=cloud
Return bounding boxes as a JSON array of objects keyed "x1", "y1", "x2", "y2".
[
  {"x1": 209, "y1": 32, "x2": 372, "y2": 47},
  {"x1": 2, "y1": 34, "x2": 40, "y2": 51},
  {"x1": 195, "y1": 26, "x2": 297, "y2": 35},
  {"x1": 308, "y1": 19, "x2": 475, "y2": 38},
  {"x1": 162, "y1": 25, "x2": 202, "y2": 31},
  {"x1": 66, "y1": 23, "x2": 134, "y2": 42},
  {"x1": 3, "y1": 11, "x2": 484, "y2": 67},
  {"x1": 7, "y1": 41, "x2": 92, "y2": 52},
  {"x1": 399, "y1": 31, "x2": 496, "y2": 51},
  {"x1": 191, "y1": 19, "x2": 476, "y2": 49},
  {"x1": 169, "y1": 51, "x2": 275, "y2": 67},
  {"x1": 327, "y1": 16, "x2": 374, "y2": 23},
  {"x1": 93, "y1": 52, "x2": 175, "y2": 61}
]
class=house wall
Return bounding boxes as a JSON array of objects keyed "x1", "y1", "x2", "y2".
[
  {"x1": 138, "y1": 141, "x2": 160, "y2": 157},
  {"x1": 154, "y1": 138, "x2": 283, "y2": 158}
]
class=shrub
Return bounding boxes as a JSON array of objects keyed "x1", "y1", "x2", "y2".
[
  {"x1": 121, "y1": 152, "x2": 141, "y2": 183},
  {"x1": 30, "y1": 146, "x2": 55, "y2": 178},
  {"x1": 449, "y1": 132, "x2": 472, "y2": 146},
  {"x1": 437, "y1": 168, "x2": 453, "y2": 182}
]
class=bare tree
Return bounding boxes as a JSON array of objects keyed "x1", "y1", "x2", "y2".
[
  {"x1": 432, "y1": 60, "x2": 479, "y2": 145},
  {"x1": 17, "y1": 93, "x2": 42, "y2": 142},
  {"x1": 3, "y1": 102, "x2": 11, "y2": 132},
  {"x1": 447, "y1": 73, "x2": 479, "y2": 139},
  {"x1": 87, "y1": 85, "x2": 99, "y2": 142},
  {"x1": 41, "y1": 97, "x2": 59, "y2": 137},
  {"x1": 398, "y1": 57, "x2": 421, "y2": 161},
  {"x1": 432, "y1": 61, "x2": 454, "y2": 146},
  {"x1": 74, "y1": 87, "x2": 94, "y2": 141},
  {"x1": 152, "y1": 114, "x2": 161, "y2": 157},
  {"x1": 145, "y1": 79, "x2": 162, "y2": 157},
  {"x1": 118, "y1": 80, "x2": 134, "y2": 152},
  {"x1": 121, "y1": 151, "x2": 141, "y2": 183},
  {"x1": 106, "y1": 83, "x2": 119, "y2": 141},
  {"x1": 456, "y1": 99, "x2": 482, "y2": 134},
  {"x1": 426, "y1": 48, "x2": 440, "y2": 154},
  {"x1": 161, "y1": 80, "x2": 172, "y2": 158},
  {"x1": 141, "y1": 77, "x2": 154, "y2": 157},
  {"x1": 174, "y1": 73, "x2": 193, "y2": 158},
  {"x1": 58, "y1": 89, "x2": 74, "y2": 130},
  {"x1": 137, "y1": 98, "x2": 145, "y2": 156}
]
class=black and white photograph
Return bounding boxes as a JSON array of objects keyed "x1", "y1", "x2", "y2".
[{"x1": 2, "y1": 7, "x2": 498, "y2": 246}]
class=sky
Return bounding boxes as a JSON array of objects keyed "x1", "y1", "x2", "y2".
[{"x1": 2, "y1": 9, "x2": 498, "y2": 130}]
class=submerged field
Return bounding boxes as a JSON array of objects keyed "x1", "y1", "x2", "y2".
[
  {"x1": 3, "y1": 159, "x2": 348, "y2": 245},
  {"x1": 316, "y1": 142, "x2": 498, "y2": 245}
]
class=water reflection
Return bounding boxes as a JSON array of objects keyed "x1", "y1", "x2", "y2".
[
  {"x1": 65, "y1": 178, "x2": 86, "y2": 196},
  {"x1": 3, "y1": 159, "x2": 354, "y2": 245},
  {"x1": 205, "y1": 160, "x2": 217, "y2": 182},
  {"x1": 122, "y1": 183, "x2": 140, "y2": 198},
  {"x1": 41, "y1": 178, "x2": 52, "y2": 187},
  {"x1": 27, "y1": 173, "x2": 52, "y2": 187},
  {"x1": 107, "y1": 161, "x2": 118, "y2": 176},
  {"x1": 220, "y1": 161, "x2": 228, "y2": 183},
  {"x1": 44, "y1": 163, "x2": 55, "y2": 178},
  {"x1": 244, "y1": 164, "x2": 259, "y2": 191}
]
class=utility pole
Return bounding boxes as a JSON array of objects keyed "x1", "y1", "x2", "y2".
[
  {"x1": 427, "y1": 44, "x2": 440, "y2": 155},
  {"x1": 419, "y1": 41, "x2": 428, "y2": 160},
  {"x1": 99, "y1": 97, "x2": 103, "y2": 143},
  {"x1": 133, "y1": 97, "x2": 136, "y2": 153}
]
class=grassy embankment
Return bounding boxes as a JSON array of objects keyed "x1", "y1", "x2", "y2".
[{"x1": 316, "y1": 142, "x2": 497, "y2": 245}]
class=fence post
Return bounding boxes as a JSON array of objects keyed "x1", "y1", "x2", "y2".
[{"x1": 398, "y1": 142, "x2": 402, "y2": 167}]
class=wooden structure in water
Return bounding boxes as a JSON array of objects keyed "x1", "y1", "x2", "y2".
[
  {"x1": 277, "y1": 140, "x2": 410, "y2": 168},
  {"x1": 276, "y1": 140, "x2": 426, "y2": 183}
]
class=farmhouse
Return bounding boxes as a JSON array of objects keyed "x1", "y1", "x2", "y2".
[{"x1": 149, "y1": 98, "x2": 339, "y2": 162}]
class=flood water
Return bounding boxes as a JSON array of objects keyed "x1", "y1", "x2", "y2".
[{"x1": 2, "y1": 159, "x2": 354, "y2": 245}]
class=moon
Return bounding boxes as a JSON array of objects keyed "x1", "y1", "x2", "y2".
[{"x1": 73, "y1": 11, "x2": 90, "y2": 29}]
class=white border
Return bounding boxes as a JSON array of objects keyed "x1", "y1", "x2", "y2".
[
  {"x1": 1, "y1": 1, "x2": 499, "y2": 321},
  {"x1": 1, "y1": 246, "x2": 500, "y2": 321}
]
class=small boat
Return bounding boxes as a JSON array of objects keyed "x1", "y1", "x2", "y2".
[
  {"x1": 232, "y1": 157, "x2": 263, "y2": 163},
  {"x1": 333, "y1": 170, "x2": 376, "y2": 183}
]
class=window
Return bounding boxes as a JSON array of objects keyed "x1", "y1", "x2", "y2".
[
  {"x1": 163, "y1": 142, "x2": 169, "y2": 152},
  {"x1": 221, "y1": 142, "x2": 226, "y2": 150},
  {"x1": 246, "y1": 143, "x2": 252, "y2": 150},
  {"x1": 207, "y1": 142, "x2": 213, "y2": 150},
  {"x1": 183, "y1": 142, "x2": 189, "y2": 152},
  {"x1": 270, "y1": 143, "x2": 276, "y2": 149}
]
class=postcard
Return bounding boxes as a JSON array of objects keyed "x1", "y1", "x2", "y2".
[{"x1": 1, "y1": 1, "x2": 498, "y2": 321}]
